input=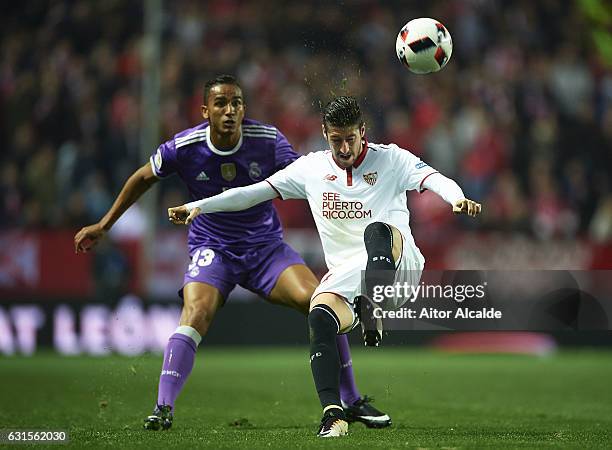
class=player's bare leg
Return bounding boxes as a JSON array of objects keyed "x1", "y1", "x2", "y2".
[
  {"x1": 358, "y1": 222, "x2": 403, "y2": 347},
  {"x1": 308, "y1": 293, "x2": 354, "y2": 437},
  {"x1": 144, "y1": 282, "x2": 223, "y2": 430},
  {"x1": 267, "y1": 264, "x2": 316, "y2": 315},
  {"x1": 178, "y1": 282, "x2": 224, "y2": 335},
  {"x1": 268, "y1": 264, "x2": 364, "y2": 410}
]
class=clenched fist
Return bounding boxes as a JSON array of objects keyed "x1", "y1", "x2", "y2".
[
  {"x1": 168, "y1": 205, "x2": 201, "y2": 225},
  {"x1": 453, "y1": 199, "x2": 482, "y2": 217}
]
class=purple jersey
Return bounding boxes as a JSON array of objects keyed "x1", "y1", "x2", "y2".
[{"x1": 150, "y1": 119, "x2": 298, "y2": 252}]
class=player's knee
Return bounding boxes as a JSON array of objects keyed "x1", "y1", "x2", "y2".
[
  {"x1": 308, "y1": 305, "x2": 340, "y2": 342},
  {"x1": 364, "y1": 221, "x2": 393, "y2": 255}
]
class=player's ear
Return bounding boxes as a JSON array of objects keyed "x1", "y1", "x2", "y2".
[
  {"x1": 321, "y1": 124, "x2": 327, "y2": 139},
  {"x1": 360, "y1": 123, "x2": 366, "y2": 138},
  {"x1": 201, "y1": 105, "x2": 209, "y2": 120}
]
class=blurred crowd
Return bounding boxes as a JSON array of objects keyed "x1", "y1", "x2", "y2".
[{"x1": 1, "y1": 0, "x2": 611, "y2": 243}]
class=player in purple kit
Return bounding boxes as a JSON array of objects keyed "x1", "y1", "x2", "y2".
[{"x1": 74, "y1": 75, "x2": 391, "y2": 430}]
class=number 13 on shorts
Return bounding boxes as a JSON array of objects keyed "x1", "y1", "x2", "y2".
[{"x1": 188, "y1": 248, "x2": 216, "y2": 273}]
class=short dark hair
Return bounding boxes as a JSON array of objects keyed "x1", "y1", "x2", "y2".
[
  {"x1": 322, "y1": 96, "x2": 363, "y2": 130},
  {"x1": 204, "y1": 74, "x2": 241, "y2": 103}
]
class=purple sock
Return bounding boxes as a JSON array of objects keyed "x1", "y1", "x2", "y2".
[
  {"x1": 337, "y1": 334, "x2": 361, "y2": 405},
  {"x1": 156, "y1": 328, "x2": 200, "y2": 410}
]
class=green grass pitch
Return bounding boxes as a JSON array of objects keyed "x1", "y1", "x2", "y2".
[{"x1": 1, "y1": 348, "x2": 611, "y2": 449}]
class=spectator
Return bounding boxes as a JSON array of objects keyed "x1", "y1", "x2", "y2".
[{"x1": 0, "y1": 0, "x2": 609, "y2": 245}]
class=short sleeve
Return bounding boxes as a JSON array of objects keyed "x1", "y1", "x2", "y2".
[
  {"x1": 149, "y1": 139, "x2": 178, "y2": 178},
  {"x1": 274, "y1": 129, "x2": 299, "y2": 171},
  {"x1": 392, "y1": 144, "x2": 439, "y2": 192},
  {"x1": 266, "y1": 154, "x2": 310, "y2": 200}
]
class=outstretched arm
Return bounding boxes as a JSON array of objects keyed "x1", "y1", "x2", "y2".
[
  {"x1": 168, "y1": 181, "x2": 278, "y2": 225},
  {"x1": 421, "y1": 173, "x2": 482, "y2": 217},
  {"x1": 74, "y1": 162, "x2": 159, "y2": 253}
]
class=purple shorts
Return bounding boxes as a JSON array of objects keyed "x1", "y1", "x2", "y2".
[{"x1": 181, "y1": 241, "x2": 306, "y2": 301}]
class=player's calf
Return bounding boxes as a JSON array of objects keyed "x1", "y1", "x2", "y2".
[
  {"x1": 309, "y1": 302, "x2": 348, "y2": 437},
  {"x1": 361, "y1": 222, "x2": 397, "y2": 346},
  {"x1": 309, "y1": 305, "x2": 342, "y2": 409}
]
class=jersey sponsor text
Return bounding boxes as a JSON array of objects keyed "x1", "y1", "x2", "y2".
[{"x1": 322, "y1": 192, "x2": 372, "y2": 219}]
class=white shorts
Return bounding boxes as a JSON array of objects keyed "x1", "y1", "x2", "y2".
[{"x1": 312, "y1": 233, "x2": 424, "y2": 331}]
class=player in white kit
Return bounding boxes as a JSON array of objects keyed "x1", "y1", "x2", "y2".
[{"x1": 168, "y1": 96, "x2": 481, "y2": 437}]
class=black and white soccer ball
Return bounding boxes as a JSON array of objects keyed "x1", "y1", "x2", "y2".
[{"x1": 395, "y1": 17, "x2": 453, "y2": 74}]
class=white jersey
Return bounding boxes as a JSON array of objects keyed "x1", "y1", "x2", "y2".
[{"x1": 266, "y1": 142, "x2": 439, "y2": 270}]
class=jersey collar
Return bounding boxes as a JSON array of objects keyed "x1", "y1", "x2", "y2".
[
  {"x1": 353, "y1": 139, "x2": 368, "y2": 169},
  {"x1": 206, "y1": 125, "x2": 243, "y2": 156}
]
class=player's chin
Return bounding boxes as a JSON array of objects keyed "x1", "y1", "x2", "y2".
[
  {"x1": 221, "y1": 121, "x2": 237, "y2": 132},
  {"x1": 336, "y1": 154, "x2": 353, "y2": 168}
]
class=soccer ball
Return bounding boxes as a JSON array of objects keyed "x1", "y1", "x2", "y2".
[{"x1": 395, "y1": 18, "x2": 453, "y2": 74}]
